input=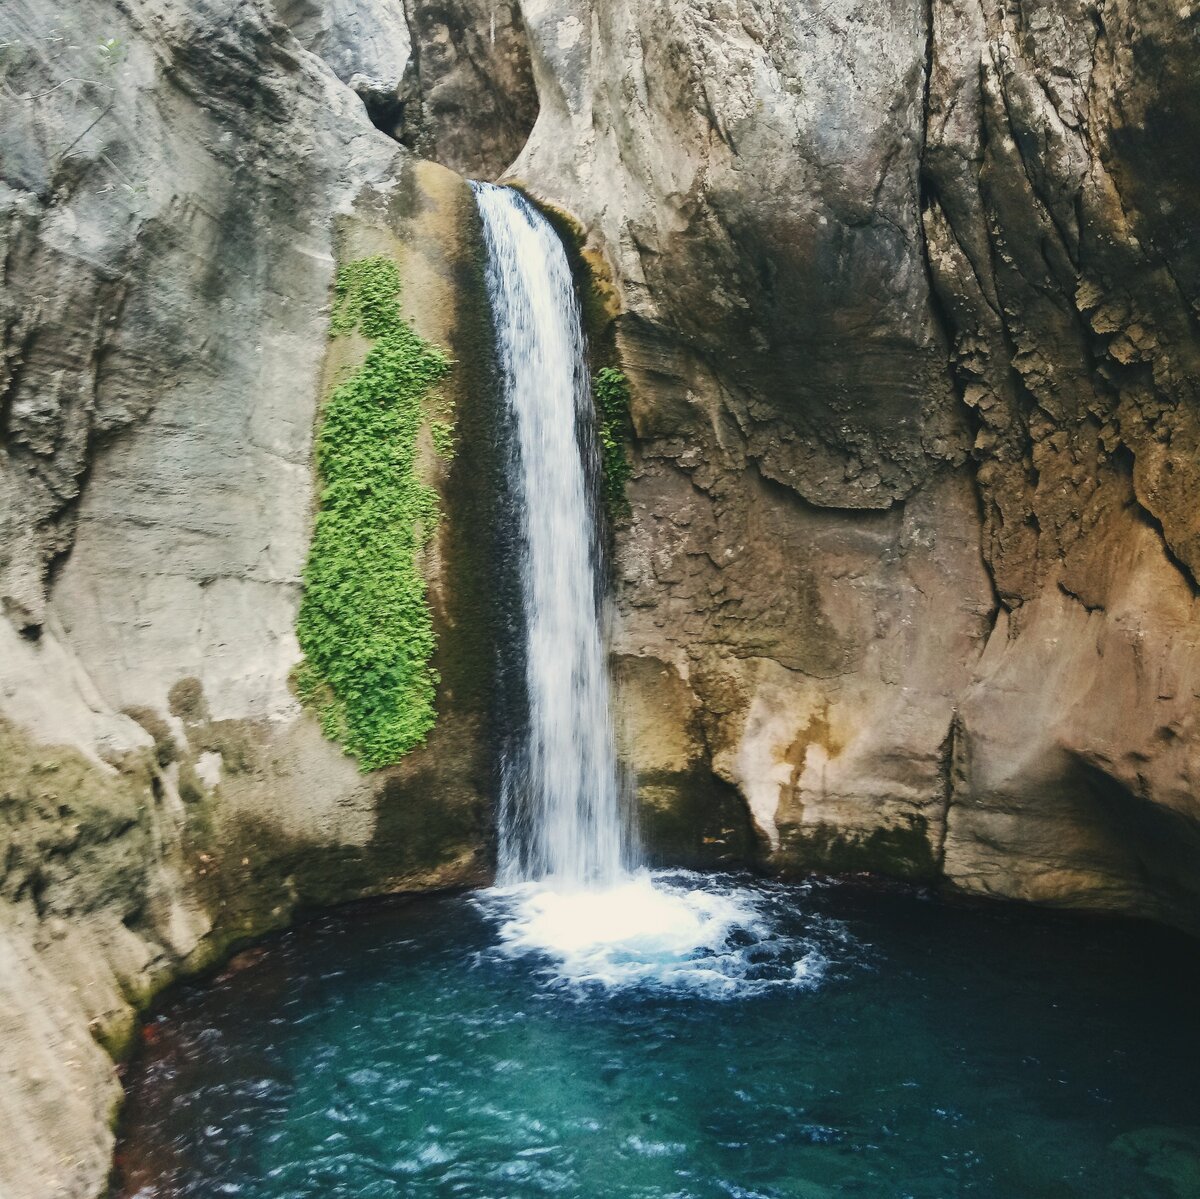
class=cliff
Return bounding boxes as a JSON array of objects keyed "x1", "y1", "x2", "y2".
[
  {"x1": 507, "y1": 0, "x2": 1199, "y2": 926},
  {"x1": 0, "y1": 1, "x2": 1196, "y2": 1196},
  {"x1": 0, "y1": 3, "x2": 507, "y2": 1192}
]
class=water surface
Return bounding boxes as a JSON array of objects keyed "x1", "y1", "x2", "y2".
[{"x1": 117, "y1": 875, "x2": 1200, "y2": 1198}]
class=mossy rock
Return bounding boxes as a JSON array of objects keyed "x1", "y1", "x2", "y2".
[
  {"x1": 777, "y1": 816, "x2": 940, "y2": 883},
  {"x1": 121, "y1": 706, "x2": 177, "y2": 767},
  {"x1": 296, "y1": 255, "x2": 454, "y2": 772}
]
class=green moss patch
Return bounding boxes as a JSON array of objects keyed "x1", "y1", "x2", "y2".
[
  {"x1": 593, "y1": 366, "x2": 632, "y2": 517},
  {"x1": 296, "y1": 255, "x2": 453, "y2": 771}
]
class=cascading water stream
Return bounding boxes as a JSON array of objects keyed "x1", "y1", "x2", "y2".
[
  {"x1": 473, "y1": 183, "x2": 815, "y2": 993},
  {"x1": 473, "y1": 180, "x2": 631, "y2": 888}
]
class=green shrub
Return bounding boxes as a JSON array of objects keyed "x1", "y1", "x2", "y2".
[
  {"x1": 296, "y1": 256, "x2": 452, "y2": 771},
  {"x1": 593, "y1": 366, "x2": 632, "y2": 516}
]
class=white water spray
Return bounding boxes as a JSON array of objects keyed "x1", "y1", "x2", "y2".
[
  {"x1": 473, "y1": 183, "x2": 830, "y2": 995},
  {"x1": 473, "y1": 181, "x2": 630, "y2": 888}
]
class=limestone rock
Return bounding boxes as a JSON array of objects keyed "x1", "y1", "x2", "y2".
[
  {"x1": 509, "y1": 0, "x2": 1200, "y2": 929},
  {"x1": 1, "y1": 0, "x2": 1199, "y2": 1195},
  {"x1": 0, "y1": 4, "x2": 500, "y2": 1196},
  {"x1": 512, "y1": 0, "x2": 968, "y2": 510},
  {"x1": 275, "y1": 0, "x2": 540, "y2": 180},
  {"x1": 402, "y1": 0, "x2": 539, "y2": 178},
  {"x1": 920, "y1": 0, "x2": 1200, "y2": 924},
  {"x1": 275, "y1": 0, "x2": 413, "y2": 109}
]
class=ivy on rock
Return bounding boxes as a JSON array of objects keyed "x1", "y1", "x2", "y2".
[
  {"x1": 593, "y1": 366, "x2": 632, "y2": 517},
  {"x1": 295, "y1": 255, "x2": 453, "y2": 771}
]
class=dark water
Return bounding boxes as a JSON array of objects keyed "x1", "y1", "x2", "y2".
[{"x1": 116, "y1": 876, "x2": 1200, "y2": 1199}]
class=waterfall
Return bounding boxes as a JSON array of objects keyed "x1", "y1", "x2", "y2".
[
  {"x1": 471, "y1": 188, "x2": 790, "y2": 992},
  {"x1": 472, "y1": 181, "x2": 632, "y2": 888}
]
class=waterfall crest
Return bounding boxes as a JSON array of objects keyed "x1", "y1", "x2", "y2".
[{"x1": 472, "y1": 181, "x2": 632, "y2": 888}]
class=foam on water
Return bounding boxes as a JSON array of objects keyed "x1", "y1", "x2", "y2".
[{"x1": 476, "y1": 871, "x2": 845, "y2": 998}]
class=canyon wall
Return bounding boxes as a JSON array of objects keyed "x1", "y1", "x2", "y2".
[
  {"x1": 0, "y1": 3, "x2": 507, "y2": 1194},
  {"x1": 507, "y1": 0, "x2": 1200, "y2": 929},
  {"x1": 0, "y1": 0, "x2": 1197, "y2": 1196}
]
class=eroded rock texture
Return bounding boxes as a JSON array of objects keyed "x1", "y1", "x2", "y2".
[
  {"x1": 0, "y1": 3, "x2": 503, "y2": 1195},
  {"x1": 274, "y1": 0, "x2": 538, "y2": 176},
  {"x1": 508, "y1": 0, "x2": 1200, "y2": 928},
  {"x1": 514, "y1": 0, "x2": 968, "y2": 507},
  {"x1": 401, "y1": 0, "x2": 539, "y2": 177},
  {"x1": 922, "y1": 0, "x2": 1200, "y2": 920}
]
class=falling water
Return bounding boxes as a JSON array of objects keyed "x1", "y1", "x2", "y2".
[
  {"x1": 472, "y1": 184, "x2": 804, "y2": 991},
  {"x1": 472, "y1": 181, "x2": 631, "y2": 887}
]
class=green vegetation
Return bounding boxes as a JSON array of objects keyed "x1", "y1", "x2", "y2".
[
  {"x1": 430, "y1": 418, "x2": 456, "y2": 460},
  {"x1": 593, "y1": 366, "x2": 633, "y2": 516},
  {"x1": 328, "y1": 257, "x2": 408, "y2": 337},
  {"x1": 296, "y1": 255, "x2": 453, "y2": 771},
  {"x1": 95, "y1": 37, "x2": 126, "y2": 75}
]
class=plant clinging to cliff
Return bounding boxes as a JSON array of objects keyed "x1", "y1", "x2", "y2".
[
  {"x1": 295, "y1": 255, "x2": 452, "y2": 771},
  {"x1": 593, "y1": 366, "x2": 632, "y2": 516}
]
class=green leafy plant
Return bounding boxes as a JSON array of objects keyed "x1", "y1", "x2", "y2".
[
  {"x1": 593, "y1": 366, "x2": 632, "y2": 516},
  {"x1": 95, "y1": 37, "x2": 125, "y2": 75},
  {"x1": 295, "y1": 256, "x2": 454, "y2": 771},
  {"x1": 429, "y1": 419, "x2": 456, "y2": 460}
]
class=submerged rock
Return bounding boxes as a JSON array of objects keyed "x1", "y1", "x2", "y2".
[{"x1": 1111, "y1": 1126, "x2": 1200, "y2": 1199}]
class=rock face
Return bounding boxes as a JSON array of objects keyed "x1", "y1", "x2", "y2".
[
  {"x1": 922, "y1": 0, "x2": 1200, "y2": 920},
  {"x1": 277, "y1": 0, "x2": 539, "y2": 179},
  {"x1": 0, "y1": 3, "x2": 505, "y2": 1195},
  {"x1": 514, "y1": 0, "x2": 966, "y2": 507},
  {"x1": 508, "y1": 0, "x2": 1200, "y2": 928},
  {"x1": 0, "y1": 0, "x2": 1198, "y2": 1196},
  {"x1": 400, "y1": 0, "x2": 539, "y2": 177},
  {"x1": 275, "y1": 0, "x2": 412, "y2": 108}
]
